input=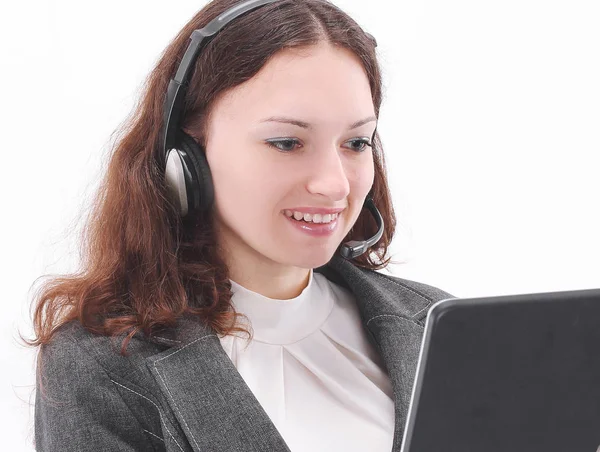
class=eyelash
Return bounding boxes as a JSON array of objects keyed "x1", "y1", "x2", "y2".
[{"x1": 265, "y1": 138, "x2": 372, "y2": 153}]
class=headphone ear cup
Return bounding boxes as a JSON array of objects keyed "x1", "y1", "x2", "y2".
[
  {"x1": 178, "y1": 131, "x2": 214, "y2": 216},
  {"x1": 164, "y1": 132, "x2": 214, "y2": 217},
  {"x1": 164, "y1": 148, "x2": 189, "y2": 217}
]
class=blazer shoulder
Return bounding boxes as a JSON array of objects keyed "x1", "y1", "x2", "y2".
[
  {"x1": 38, "y1": 321, "x2": 120, "y2": 389},
  {"x1": 367, "y1": 270, "x2": 457, "y2": 323},
  {"x1": 38, "y1": 320, "x2": 93, "y2": 364},
  {"x1": 376, "y1": 270, "x2": 456, "y2": 303},
  {"x1": 43, "y1": 320, "x2": 169, "y2": 380},
  {"x1": 35, "y1": 321, "x2": 162, "y2": 451}
]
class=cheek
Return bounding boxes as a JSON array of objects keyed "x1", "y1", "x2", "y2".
[
  {"x1": 349, "y1": 156, "x2": 375, "y2": 195},
  {"x1": 208, "y1": 149, "x2": 285, "y2": 219},
  {"x1": 348, "y1": 159, "x2": 375, "y2": 221}
]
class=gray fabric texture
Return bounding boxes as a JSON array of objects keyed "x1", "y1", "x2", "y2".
[{"x1": 34, "y1": 253, "x2": 456, "y2": 451}]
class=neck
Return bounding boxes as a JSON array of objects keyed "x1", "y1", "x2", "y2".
[{"x1": 228, "y1": 261, "x2": 311, "y2": 300}]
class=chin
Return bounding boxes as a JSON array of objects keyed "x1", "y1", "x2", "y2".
[{"x1": 282, "y1": 248, "x2": 337, "y2": 269}]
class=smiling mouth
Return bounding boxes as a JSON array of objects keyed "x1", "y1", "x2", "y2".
[{"x1": 283, "y1": 210, "x2": 341, "y2": 224}]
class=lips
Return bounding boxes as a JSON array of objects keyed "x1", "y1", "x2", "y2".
[
  {"x1": 284, "y1": 207, "x2": 345, "y2": 215},
  {"x1": 284, "y1": 210, "x2": 340, "y2": 236}
]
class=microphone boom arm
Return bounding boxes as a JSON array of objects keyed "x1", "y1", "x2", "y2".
[{"x1": 339, "y1": 196, "x2": 384, "y2": 260}]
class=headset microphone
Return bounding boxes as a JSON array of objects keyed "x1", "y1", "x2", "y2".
[
  {"x1": 339, "y1": 196, "x2": 384, "y2": 260},
  {"x1": 161, "y1": 0, "x2": 385, "y2": 260}
]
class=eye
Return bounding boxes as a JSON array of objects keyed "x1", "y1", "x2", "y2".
[
  {"x1": 265, "y1": 138, "x2": 372, "y2": 153},
  {"x1": 265, "y1": 138, "x2": 301, "y2": 152},
  {"x1": 346, "y1": 138, "x2": 372, "y2": 153}
]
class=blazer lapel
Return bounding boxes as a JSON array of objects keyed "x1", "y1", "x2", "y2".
[
  {"x1": 317, "y1": 255, "x2": 429, "y2": 451},
  {"x1": 146, "y1": 315, "x2": 291, "y2": 452},
  {"x1": 145, "y1": 254, "x2": 431, "y2": 452}
]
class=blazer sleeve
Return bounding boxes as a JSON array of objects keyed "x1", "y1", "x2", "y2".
[{"x1": 34, "y1": 329, "x2": 158, "y2": 452}]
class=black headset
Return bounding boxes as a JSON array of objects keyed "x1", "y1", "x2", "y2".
[{"x1": 160, "y1": 0, "x2": 384, "y2": 260}]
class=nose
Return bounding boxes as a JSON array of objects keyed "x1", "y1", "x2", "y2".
[{"x1": 305, "y1": 144, "x2": 351, "y2": 201}]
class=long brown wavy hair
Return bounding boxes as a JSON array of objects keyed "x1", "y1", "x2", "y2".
[{"x1": 22, "y1": 0, "x2": 398, "y2": 355}]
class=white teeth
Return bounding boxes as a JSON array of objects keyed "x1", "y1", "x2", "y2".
[{"x1": 285, "y1": 210, "x2": 339, "y2": 223}]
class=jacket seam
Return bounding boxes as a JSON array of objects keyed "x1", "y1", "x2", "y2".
[
  {"x1": 413, "y1": 303, "x2": 433, "y2": 320},
  {"x1": 61, "y1": 333, "x2": 160, "y2": 451},
  {"x1": 370, "y1": 270, "x2": 435, "y2": 304},
  {"x1": 152, "y1": 334, "x2": 217, "y2": 451},
  {"x1": 143, "y1": 429, "x2": 165, "y2": 443},
  {"x1": 368, "y1": 271, "x2": 436, "y2": 325},
  {"x1": 366, "y1": 313, "x2": 423, "y2": 328},
  {"x1": 109, "y1": 378, "x2": 184, "y2": 452},
  {"x1": 154, "y1": 336, "x2": 182, "y2": 344}
]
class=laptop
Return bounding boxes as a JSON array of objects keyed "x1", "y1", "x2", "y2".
[{"x1": 401, "y1": 287, "x2": 600, "y2": 452}]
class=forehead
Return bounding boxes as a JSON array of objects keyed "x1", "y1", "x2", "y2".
[{"x1": 210, "y1": 43, "x2": 374, "y2": 128}]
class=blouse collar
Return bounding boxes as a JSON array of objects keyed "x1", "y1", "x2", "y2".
[{"x1": 228, "y1": 269, "x2": 334, "y2": 345}]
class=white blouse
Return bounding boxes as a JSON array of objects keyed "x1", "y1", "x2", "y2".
[{"x1": 218, "y1": 268, "x2": 396, "y2": 451}]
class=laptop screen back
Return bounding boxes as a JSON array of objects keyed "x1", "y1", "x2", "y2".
[{"x1": 402, "y1": 288, "x2": 600, "y2": 452}]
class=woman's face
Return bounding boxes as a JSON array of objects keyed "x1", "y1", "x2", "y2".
[{"x1": 204, "y1": 42, "x2": 376, "y2": 271}]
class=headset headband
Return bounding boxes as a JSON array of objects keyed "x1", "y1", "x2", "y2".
[{"x1": 161, "y1": 0, "x2": 282, "y2": 165}]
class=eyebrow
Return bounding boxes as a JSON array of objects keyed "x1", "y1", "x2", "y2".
[{"x1": 259, "y1": 115, "x2": 377, "y2": 130}]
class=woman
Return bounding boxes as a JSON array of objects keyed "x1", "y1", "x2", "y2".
[{"x1": 28, "y1": 0, "x2": 455, "y2": 450}]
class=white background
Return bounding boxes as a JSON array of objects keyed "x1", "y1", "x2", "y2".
[{"x1": 2, "y1": 0, "x2": 599, "y2": 449}]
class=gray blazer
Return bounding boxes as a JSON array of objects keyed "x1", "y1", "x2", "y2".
[{"x1": 35, "y1": 253, "x2": 455, "y2": 451}]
